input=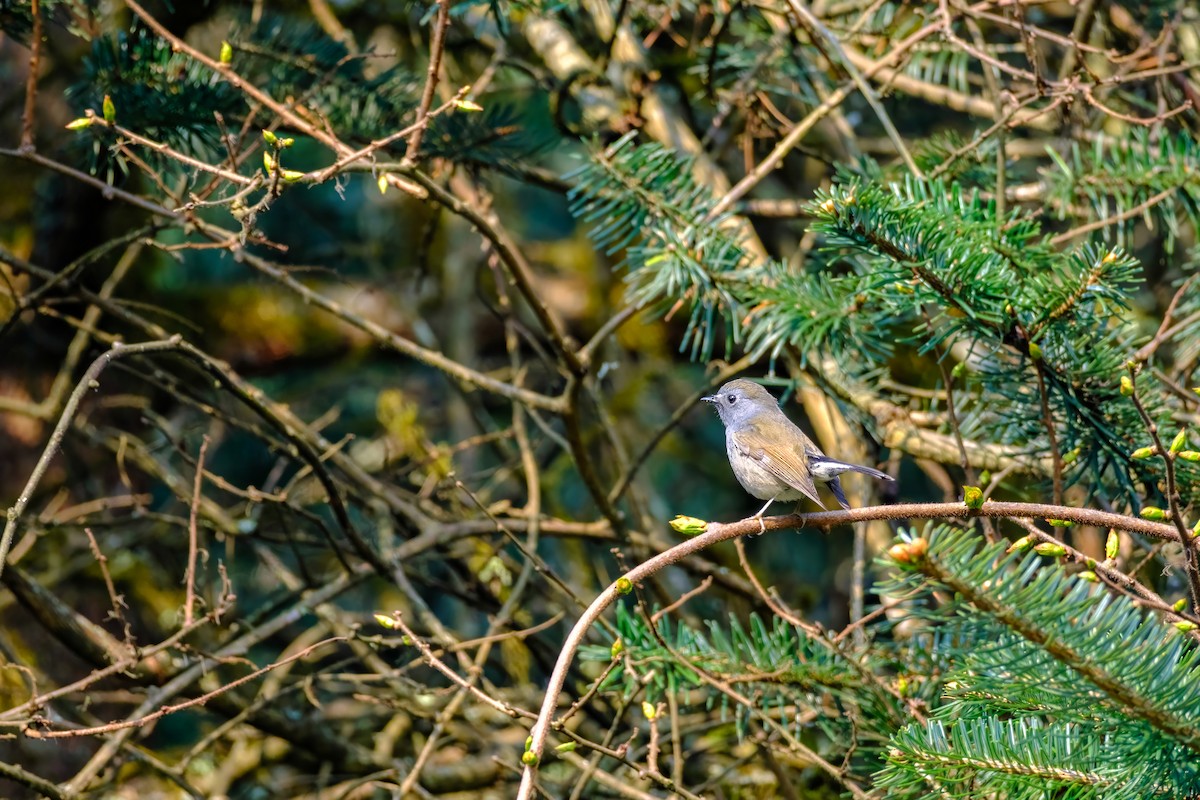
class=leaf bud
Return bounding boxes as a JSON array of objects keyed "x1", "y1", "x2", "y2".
[
  {"x1": 1173, "y1": 621, "x2": 1198, "y2": 632},
  {"x1": 1177, "y1": 451, "x2": 1200, "y2": 462},
  {"x1": 641, "y1": 701, "x2": 657, "y2": 720},
  {"x1": 670, "y1": 515, "x2": 708, "y2": 535},
  {"x1": 1007, "y1": 536, "x2": 1033, "y2": 554},
  {"x1": 1120, "y1": 375, "x2": 1134, "y2": 397},
  {"x1": 65, "y1": 117, "x2": 93, "y2": 131},
  {"x1": 555, "y1": 741, "x2": 577, "y2": 753},
  {"x1": 962, "y1": 485, "x2": 984, "y2": 510},
  {"x1": 1174, "y1": 598, "x2": 1188, "y2": 612},
  {"x1": 1105, "y1": 529, "x2": 1119, "y2": 560},
  {"x1": 1170, "y1": 429, "x2": 1189, "y2": 455},
  {"x1": 521, "y1": 750, "x2": 539, "y2": 766},
  {"x1": 102, "y1": 94, "x2": 116, "y2": 123},
  {"x1": 1078, "y1": 570, "x2": 1098, "y2": 582},
  {"x1": 610, "y1": 638, "x2": 623, "y2": 659},
  {"x1": 1034, "y1": 542, "x2": 1067, "y2": 557},
  {"x1": 1139, "y1": 506, "x2": 1166, "y2": 521},
  {"x1": 262, "y1": 129, "x2": 278, "y2": 146},
  {"x1": 1131, "y1": 446, "x2": 1157, "y2": 460},
  {"x1": 219, "y1": 40, "x2": 233, "y2": 64},
  {"x1": 615, "y1": 576, "x2": 633, "y2": 595},
  {"x1": 1028, "y1": 341, "x2": 1043, "y2": 361},
  {"x1": 1047, "y1": 518, "x2": 1072, "y2": 528},
  {"x1": 455, "y1": 98, "x2": 484, "y2": 112},
  {"x1": 373, "y1": 613, "x2": 396, "y2": 629},
  {"x1": 887, "y1": 537, "x2": 927, "y2": 563}
]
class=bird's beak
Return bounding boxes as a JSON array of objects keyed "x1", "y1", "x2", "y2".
[{"x1": 701, "y1": 395, "x2": 717, "y2": 404}]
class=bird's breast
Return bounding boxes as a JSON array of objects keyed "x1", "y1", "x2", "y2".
[{"x1": 724, "y1": 433, "x2": 802, "y2": 501}]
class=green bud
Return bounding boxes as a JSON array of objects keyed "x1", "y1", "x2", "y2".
[
  {"x1": 610, "y1": 638, "x2": 623, "y2": 659},
  {"x1": 1047, "y1": 518, "x2": 1073, "y2": 527},
  {"x1": 279, "y1": 168, "x2": 306, "y2": 182},
  {"x1": 400, "y1": 634, "x2": 412, "y2": 646},
  {"x1": 1006, "y1": 536, "x2": 1033, "y2": 554},
  {"x1": 555, "y1": 741, "x2": 577, "y2": 753},
  {"x1": 219, "y1": 40, "x2": 233, "y2": 64},
  {"x1": 1170, "y1": 429, "x2": 1189, "y2": 455},
  {"x1": 1177, "y1": 451, "x2": 1200, "y2": 462},
  {"x1": 1028, "y1": 341, "x2": 1043, "y2": 361},
  {"x1": 1140, "y1": 507, "x2": 1167, "y2": 521},
  {"x1": 1174, "y1": 598, "x2": 1188, "y2": 612},
  {"x1": 1173, "y1": 621, "x2": 1198, "y2": 632},
  {"x1": 521, "y1": 750, "x2": 539, "y2": 766},
  {"x1": 280, "y1": 137, "x2": 295, "y2": 147},
  {"x1": 951, "y1": 362, "x2": 966, "y2": 379},
  {"x1": 1120, "y1": 375, "x2": 1134, "y2": 397},
  {"x1": 1192, "y1": 520, "x2": 1200, "y2": 538},
  {"x1": 65, "y1": 117, "x2": 94, "y2": 131},
  {"x1": 262, "y1": 130, "x2": 278, "y2": 146},
  {"x1": 1034, "y1": 542, "x2": 1067, "y2": 557},
  {"x1": 373, "y1": 613, "x2": 396, "y2": 629},
  {"x1": 669, "y1": 515, "x2": 708, "y2": 535},
  {"x1": 1078, "y1": 570, "x2": 1098, "y2": 582},
  {"x1": 615, "y1": 577, "x2": 633, "y2": 595},
  {"x1": 525, "y1": 736, "x2": 533, "y2": 751},
  {"x1": 102, "y1": 94, "x2": 116, "y2": 123},
  {"x1": 1131, "y1": 446, "x2": 1157, "y2": 460},
  {"x1": 641, "y1": 701, "x2": 657, "y2": 720},
  {"x1": 1062, "y1": 448, "x2": 1080, "y2": 465},
  {"x1": 962, "y1": 485, "x2": 984, "y2": 510},
  {"x1": 1105, "y1": 529, "x2": 1119, "y2": 560},
  {"x1": 896, "y1": 675, "x2": 909, "y2": 695},
  {"x1": 263, "y1": 151, "x2": 276, "y2": 173}
]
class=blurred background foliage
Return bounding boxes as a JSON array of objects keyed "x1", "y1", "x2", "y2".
[{"x1": 1, "y1": 0, "x2": 1200, "y2": 797}]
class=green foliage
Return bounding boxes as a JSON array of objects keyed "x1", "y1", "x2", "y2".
[
  {"x1": 1044, "y1": 131, "x2": 1200, "y2": 252},
  {"x1": 70, "y1": 29, "x2": 243, "y2": 152},
  {"x1": 875, "y1": 525, "x2": 1200, "y2": 798}
]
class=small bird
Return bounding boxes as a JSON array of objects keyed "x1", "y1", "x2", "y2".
[{"x1": 703, "y1": 379, "x2": 893, "y2": 528}]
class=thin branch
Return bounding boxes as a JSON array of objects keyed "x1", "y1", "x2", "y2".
[{"x1": 404, "y1": 0, "x2": 452, "y2": 163}]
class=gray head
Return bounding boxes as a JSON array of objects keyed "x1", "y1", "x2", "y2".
[{"x1": 702, "y1": 379, "x2": 780, "y2": 428}]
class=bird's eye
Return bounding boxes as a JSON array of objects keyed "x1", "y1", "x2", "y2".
[{"x1": 727, "y1": 394, "x2": 737, "y2": 404}]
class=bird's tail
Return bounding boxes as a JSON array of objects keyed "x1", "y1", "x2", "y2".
[
  {"x1": 809, "y1": 455, "x2": 894, "y2": 483},
  {"x1": 843, "y1": 463, "x2": 893, "y2": 482}
]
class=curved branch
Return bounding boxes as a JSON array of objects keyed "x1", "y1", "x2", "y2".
[{"x1": 516, "y1": 499, "x2": 1189, "y2": 797}]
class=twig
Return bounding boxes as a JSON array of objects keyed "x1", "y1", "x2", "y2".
[
  {"x1": 184, "y1": 435, "x2": 210, "y2": 627},
  {"x1": 1126, "y1": 371, "x2": 1200, "y2": 611},
  {"x1": 19, "y1": 0, "x2": 41, "y2": 151},
  {"x1": 29, "y1": 637, "x2": 348, "y2": 738},
  {"x1": 404, "y1": 0, "x2": 452, "y2": 163}
]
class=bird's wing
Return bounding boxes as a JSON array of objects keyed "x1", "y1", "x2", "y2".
[{"x1": 729, "y1": 423, "x2": 825, "y2": 509}]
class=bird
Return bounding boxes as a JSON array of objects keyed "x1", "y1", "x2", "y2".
[{"x1": 703, "y1": 378, "x2": 893, "y2": 529}]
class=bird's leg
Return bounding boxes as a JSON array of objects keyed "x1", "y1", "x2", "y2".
[{"x1": 751, "y1": 497, "x2": 775, "y2": 535}]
